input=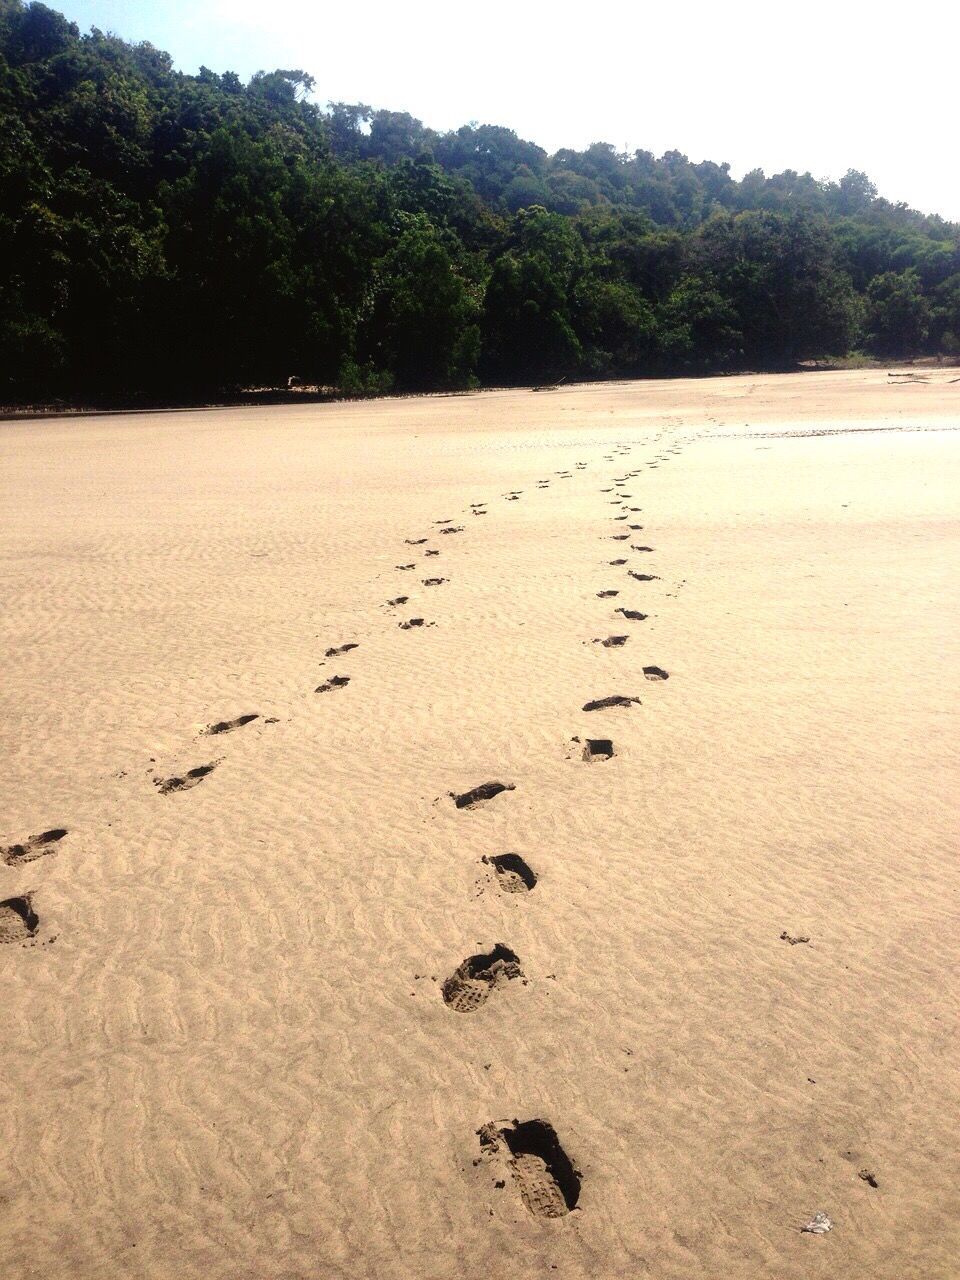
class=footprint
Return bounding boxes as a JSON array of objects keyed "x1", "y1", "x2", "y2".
[
  {"x1": 451, "y1": 781, "x2": 515, "y2": 810},
  {"x1": 506, "y1": 495, "x2": 520, "y2": 501},
  {"x1": 780, "y1": 931, "x2": 810, "y2": 945},
  {"x1": 472, "y1": 509, "x2": 487, "y2": 516},
  {"x1": 404, "y1": 537, "x2": 428, "y2": 545},
  {"x1": 582, "y1": 695, "x2": 639, "y2": 711},
  {"x1": 597, "y1": 590, "x2": 619, "y2": 598},
  {"x1": 316, "y1": 675, "x2": 350, "y2": 693},
  {"x1": 439, "y1": 526, "x2": 464, "y2": 535},
  {"x1": 386, "y1": 596, "x2": 409, "y2": 607},
  {"x1": 478, "y1": 1119, "x2": 581, "y2": 1217},
  {"x1": 610, "y1": 535, "x2": 630, "y2": 541},
  {"x1": 400, "y1": 617, "x2": 434, "y2": 629},
  {"x1": 616, "y1": 608, "x2": 647, "y2": 621},
  {"x1": 424, "y1": 549, "x2": 440, "y2": 557},
  {"x1": 1, "y1": 829, "x2": 67, "y2": 867},
  {"x1": 628, "y1": 571, "x2": 657, "y2": 581},
  {"x1": 0, "y1": 894, "x2": 39, "y2": 943},
  {"x1": 154, "y1": 762, "x2": 219, "y2": 795},
  {"x1": 609, "y1": 559, "x2": 627, "y2": 566},
  {"x1": 396, "y1": 563, "x2": 416, "y2": 571},
  {"x1": 628, "y1": 524, "x2": 644, "y2": 531},
  {"x1": 204, "y1": 714, "x2": 259, "y2": 735},
  {"x1": 483, "y1": 854, "x2": 537, "y2": 893},
  {"x1": 595, "y1": 635, "x2": 628, "y2": 647},
  {"x1": 470, "y1": 503, "x2": 487, "y2": 510},
  {"x1": 422, "y1": 577, "x2": 447, "y2": 587},
  {"x1": 582, "y1": 738, "x2": 614, "y2": 760},
  {"x1": 614, "y1": 515, "x2": 629, "y2": 521},
  {"x1": 631, "y1": 545, "x2": 654, "y2": 552},
  {"x1": 433, "y1": 518, "x2": 453, "y2": 524},
  {"x1": 442, "y1": 944, "x2": 523, "y2": 1012},
  {"x1": 643, "y1": 666, "x2": 669, "y2": 681}
]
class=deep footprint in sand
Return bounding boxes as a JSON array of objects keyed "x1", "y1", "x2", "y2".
[
  {"x1": 442, "y1": 944, "x2": 523, "y2": 1012},
  {"x1": 595, "y1": 635, "x2": 628, "y2": 647},
  {"x1": 424, "y1": 549, "x2": 440, "y2": 557},
  {"x1": 582, "y1": 695, "x2": 640, "y2": 711},
  {"x1": 204, "y1": 714, "x2": 259, "y2": 735},
  {"x1": 643, "y1": 666, "x2": 669, "y2": 681},
  {"x1": 325, "y1": 643, "x2": 359, "y2": 658},
  {"x1": 628, "y1": 571, "x2": 658, "y2": 582},
  {"x1": 582, "y1": 737, "x2": 615, "y2": 760},
  {"x1": 155, "y1": 762, "x2": 219, "y2": 795},
  {"x1": 422, "y1": 577, "x2": 447, "y2": 586},
  {"x1": 1, "y1": 829, "x2": 68, "y2": 867},
  {"x1": 0, "y1": 894, "x2": 40, "y2": 943},
  {"x1": 616, "y1": 608, "x2": 647, "y2": 621},
  {"x1": 316, "y1": 675, "x2": 351, "y2": 693},
  {"x1": 405, "y1": 537, "x2": 428, "y2": 545},
  {"x1": 609, "y1": 559, "x2": 627, "y2": 566},
  {"x1": 386, "y1": 596, "x2": 409, "y2": 607},
  {"x1": 610, "y1": 534, "x2": 630, "y2": 541},
  {"x1": 396, "y1": 563, "x2": 416, "y2": 571},
  {"x1": 451, "y1": 781, "x2": 515, "y2": 810},
  {"x1": 440, "y1": 526, "x2": 464, "y2": 535},
  {"x1": 597, "y1": 590, "x2": 619, "y2": 598},
  {"x1": 478, "y1": 1119, "x2": 581, "y2": 1218},
  {"x1": 399, "y1": 617, "x2": 435, "y2": 630},
  {"x1": 483, "y1": 853, "x2": 537, "y2": 893}
]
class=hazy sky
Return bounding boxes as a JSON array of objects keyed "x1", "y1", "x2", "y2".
[{"x1": 52, "y1": 0, "x2": 959, "y2": 221}]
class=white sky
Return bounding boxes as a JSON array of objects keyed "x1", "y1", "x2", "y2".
[{"x1": 54, "y1": 0, "x2": 960, "y2": 222}]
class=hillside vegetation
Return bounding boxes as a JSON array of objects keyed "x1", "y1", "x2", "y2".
[{"x1": 2, "y1": 0, "x2": 958, "y2": 399}]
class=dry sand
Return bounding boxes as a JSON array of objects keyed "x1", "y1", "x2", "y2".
[{"x1": 1, "y1": 367, "x2": 958, "y2": 1279}]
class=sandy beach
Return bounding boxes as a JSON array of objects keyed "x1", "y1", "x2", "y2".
[{"x1": 1, "y1": 367, "x2": 958, "y2": 1279}]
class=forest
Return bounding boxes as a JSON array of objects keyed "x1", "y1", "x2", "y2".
[{"x1": 2, "y1": 0, "x2": 959, "y2": 401}]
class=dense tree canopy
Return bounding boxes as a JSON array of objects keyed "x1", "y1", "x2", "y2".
[{"x1": 2, "y1": 0, "x2": 958, "y2": 401}]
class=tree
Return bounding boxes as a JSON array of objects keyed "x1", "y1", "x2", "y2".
[
  {"x1": 864, "y1": 270, "x2": 930, "y2": 355},
  {"x1": 358, "y1": 214, "x2": 480, "y2": 389}
]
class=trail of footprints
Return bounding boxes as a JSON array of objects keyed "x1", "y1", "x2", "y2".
[
  {"x1": 3, "y1": 426, "x2": 839, "y2": 1233},
  {"x1": 0, "y1": 434, "x2": 660, "y2": 1213}
]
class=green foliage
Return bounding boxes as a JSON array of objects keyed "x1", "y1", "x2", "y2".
[
  {"x1": 1, "y1": 0, "x2": 957, "y2": 402},
  {"x1": 864, "y1": 271, "x2": 930, "y2": 356}
]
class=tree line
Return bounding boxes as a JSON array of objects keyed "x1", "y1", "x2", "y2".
[{"x1": 2, "y1": 0, "x2": 958, "y2": 401}]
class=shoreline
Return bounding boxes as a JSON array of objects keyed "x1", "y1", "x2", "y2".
[{"x1": 3, "y1": 356, "x2": 957, "y2": 423}]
